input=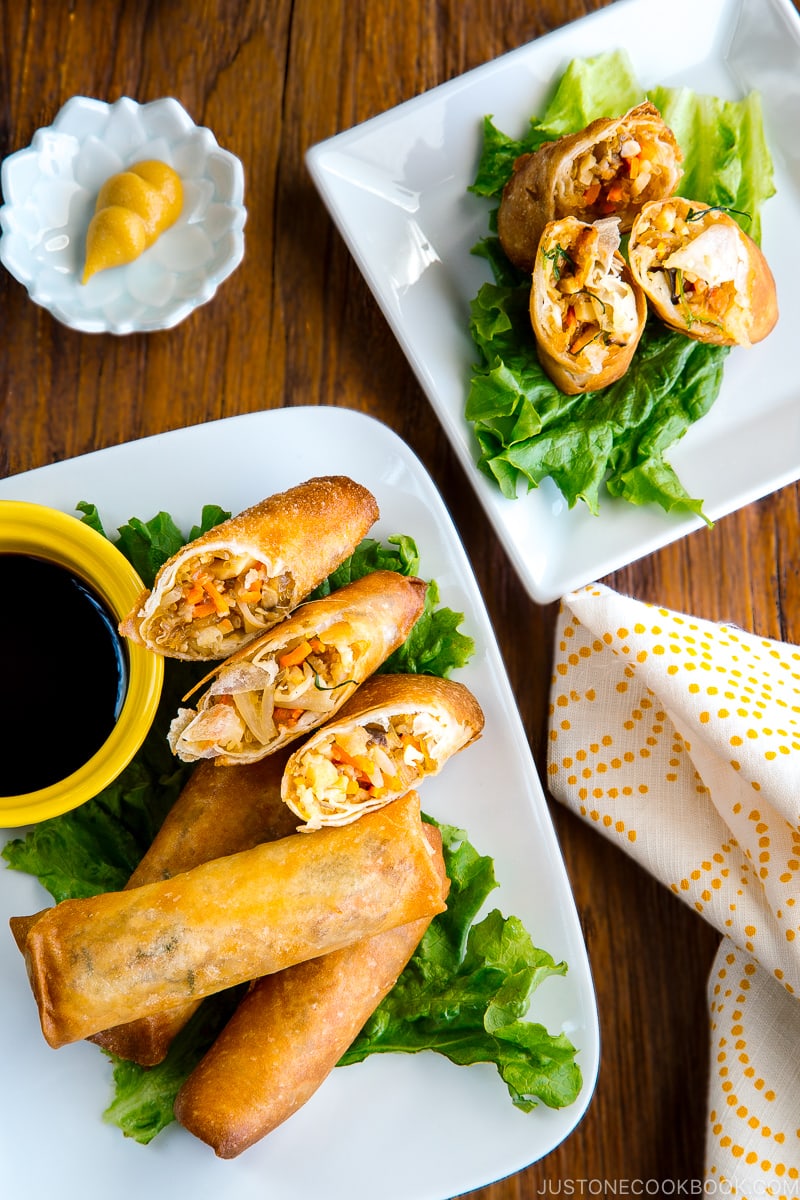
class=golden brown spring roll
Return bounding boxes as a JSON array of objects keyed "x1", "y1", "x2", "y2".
[
  {"x1": 498, "y1": 101, "x2": 683, "y2": 273},
  {"x1": 281, "y1": 673, "x2": 484, "y2": 829},
  {"x1": 119, "y1": 476, "x2": 379, "y2": 661},
  {"x1": 10, "y1": 755, "x2": 299, "y2": 1065},
  {"x1": 23, "y1": 792, "x2": 447, "y2": 1049},
  {"x1": 167, "y1": 570, "x2": 427, "y2": 765},
  {"x1": 628, "y1": 197, "x2": 778, "y2": 346},
  {"x1": 93, "y1": 754, "x2": 299, "y2": 1064},
  {"x1": 174, "y1": 825, "x2": 448, "y2": 1157},
  {"x1": 530, "y1": 215, "x2": 647, "y2": 394}
]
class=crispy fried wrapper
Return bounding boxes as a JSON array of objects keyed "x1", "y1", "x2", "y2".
[
  {"x1": 168, "y1": 570, "x2": 427, "y2": 765},
  {"x1": 628, "y1": 197, "x2": 778, "y2": 346},
  {"x1": 94, "y1": 754, "x2": 299, "y2": 1063},
  {"x1": 174, "y1": 823, "x2": 448, "y2": 1157},
  {"x1": 498, "y1": 102, "x2": 683, "y2": 273},
  {"x1": 10, "y1": 754, "x2": 298, "y2": 1065},
  {"x1": 281, "y1": 672, "x2": 484, "y2": 829},
  {"x1": 119, "y1": 476, "x2": 379, "y2": 661},
  {"x1": 530, "y1": 215, "x2": 647, "y2": 394},
  {"x1": 23, "y1": 792, "x2": 448, "y2": 1049}
]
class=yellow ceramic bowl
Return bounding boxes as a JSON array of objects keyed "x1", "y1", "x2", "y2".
[{"x1": 0, "y1": 500, "x2": 163, "y2": 827}]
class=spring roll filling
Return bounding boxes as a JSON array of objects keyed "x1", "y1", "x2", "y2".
[
  {"x1": 289, "y1": 710, "x2": 454, "y2": 819},
  {"x1": 153, "y1": 550, "x2": 294, "y2": 657},
  {"x1": 566, "y1": 131, "x2": 668, "y2": 218},
  {"x1": 172, "y1": 624, "x2": 365, "y2": 756},
  {"x1": 631, "y1": 201, "x2": 749, "y2": 335},
  {"x1": 540, "y1": 219, "x2": 640, "y2": 367}
]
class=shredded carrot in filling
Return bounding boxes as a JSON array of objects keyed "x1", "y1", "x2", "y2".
[
  {"x1": 577, "y1": 136, "x2": 659, "y2": 216},
  {"x1": 323, "y1": 728, "x2": 429, "y2": 800},
  {"x1": 278, "y1": 639, "x2": 316, "y2": 669}
]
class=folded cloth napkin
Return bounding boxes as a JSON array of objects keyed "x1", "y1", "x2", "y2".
[{"x1": 547, "y1": 583, "x2": 800, "y2": 1189}]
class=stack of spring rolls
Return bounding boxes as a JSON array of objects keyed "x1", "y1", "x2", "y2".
[
  {"x1": 496, "y1": 102, "x2": 778, "y2": 395},
  {"x1": 11, "y1": 475, "x2": 485, "y2": 1157}
]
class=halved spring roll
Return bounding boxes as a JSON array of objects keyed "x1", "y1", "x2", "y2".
[
  {"x1": 498, "y1": 101, "x2": 683, "y2": 273},
  {"x1": 23, "y1": 792, "x2": 447, "y2": 1049},
  {"x1": 281, "y1": 672, "x2": 484, "y2": 830},
  {"x1": 167, "y1": 570, "x2": 427, "y2": 765},
  {"x1": 119, "y1": 476, "x2": 379, "y2": 661},
  {"x1": 628, "y1": 197, "x2": 778, "y2": 346},
  {"x1": 530, "y1": 215, "x2": 647, "y2": 394},
  {"x1": 174, "y1": 823, "x2": 447, "y2": 1157}
]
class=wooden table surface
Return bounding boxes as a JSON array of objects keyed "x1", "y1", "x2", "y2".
[{"x1": 2, "y1": 0, "x2": 798, "y2": 1192}]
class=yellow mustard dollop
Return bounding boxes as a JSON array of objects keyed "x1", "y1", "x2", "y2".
[{"x1": 81, "y1": 160, "x2": 183, "y2": 284}]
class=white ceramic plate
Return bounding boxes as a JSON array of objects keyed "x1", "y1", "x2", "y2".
[
  {"x1": 0, "y1": 96, "x2": 246, "y2": 334},
  {"x1": 0, "y1": 408, "x2": 598, "y2": 1200},
  {"x1": 307, "y1": 0, "x2": 800, "y2": 604}
]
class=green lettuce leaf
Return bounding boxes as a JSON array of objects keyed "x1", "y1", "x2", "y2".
[
  {"x1": 340, "y1": 823, "x2": 582, "y2": 1112},
  {"x1": 101, "y1": 986, "x2": 245, "y2": 1143},
  {"x1": 309, "y1": 533, "x2": 420, "y2": 593},
  {"x1": 76, "y1": 501, "x2": 231, "y2": 589},
  {"x1": 535, "y1": 48, "x2": 645, "y2": 139},
  {"x1": 466, "y1": 51, "x2": 774, "y2": 514},
  {"x1": 649, "y1": 86, "x2": 774, "y2": 244},
  {"x1": 467, "y1": 277, "x2": 728, "y2": 513}
]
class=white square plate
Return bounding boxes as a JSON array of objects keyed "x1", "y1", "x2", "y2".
[
  {"x1": 0, "y1": 408, "x2": 598, "y2": 1200},
  {"x1": 307, "y1": 0, "x2": 800, "y2": 604}
]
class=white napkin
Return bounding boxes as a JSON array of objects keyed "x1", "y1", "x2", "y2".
[{"x1": 547, "y1": 583, "x2": 800, "y2": 1186}]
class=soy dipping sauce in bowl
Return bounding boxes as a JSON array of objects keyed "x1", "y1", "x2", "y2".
[
  {"x1": 1, "y1": 554, "x2": 129, "y2": 795},
  {"x1": 0, "y1": 501, "x2": 163, "y2": 826}
]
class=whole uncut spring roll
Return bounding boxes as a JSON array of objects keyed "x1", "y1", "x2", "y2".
[
  {"x1": 23, "y1": 792, "x2": 447, "y2": 1049},
  {"x1": 530, "y1": 215, "x2": 647, "y2": 394},
  {"x1": 167, "y1": 570, "x2": 427, "y2": 765},
  {"x1": 119, "y1": 476, "x2": 379, "y2": 661},
  {"x1": 93, "y1": 754, "x2": 299, "y2": 1064},
  {"x1": 10, "y1": 755, "x2": 299, "y2": 1065},
  {"x1": 174, "y1": 824, "x2": 448, "y2": 1157},
  {"x1": 498, "y1": 101, "x2": 683, "y2": 273},
  {"x1": 628, "y1": 197, "x2": 778, "y2": 346},
  {"x1": 281, "y1": 673, "x2": 484, "y2": 830}
]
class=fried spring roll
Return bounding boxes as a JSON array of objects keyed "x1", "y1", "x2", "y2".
[
  {"x1": 24, "y1": 792, "x2": 447, "y2": 1049},
  {"x1": 93, "y1": 754, "x2": 299, "y2": 1064},
  {"x1": 124, "y1": 757, "x2": 299, "y2": 886},
  {"x1": 530, "y1": 215, "x2": 647, "y2": 394},
  {"x1": 281, "y1": 673, "x2": 484, "y2": 829},
  {"x1": 498, "y1": 101, "x2": 683, "y2": 273},
  {"x1": 627, "y1": 197, "x2": 778, "y2": 346},
  {"x1": 167, "y1": 570, "x2": 427, "y2": 765},
  {"x1": 119, "y1": 476, "x2": 380, "y2": 661},
  {"x1": 10, "y1": 755, "x2": 299, "y2": 1065},
  {"x1": 174, "y1": 826, "x2": 448, "y2": 1157}
]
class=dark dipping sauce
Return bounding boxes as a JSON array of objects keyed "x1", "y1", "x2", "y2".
[{"x1": 1, "y1": 553, "x2": 128, "y2": 796}]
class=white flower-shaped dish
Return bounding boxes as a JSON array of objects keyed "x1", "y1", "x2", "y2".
[{"x1": 0, "y1": 96, "x2": 246, "y2": 334}]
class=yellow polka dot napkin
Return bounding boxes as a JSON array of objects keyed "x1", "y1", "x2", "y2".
[{"x1": 547, "y1": 583, "x2": 800, "y2": 1189}]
